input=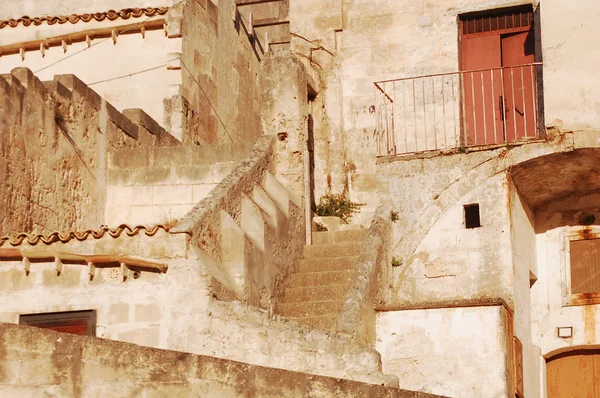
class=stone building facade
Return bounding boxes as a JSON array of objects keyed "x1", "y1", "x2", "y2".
[{"x1": 1, "y1": 0, "x2": 599, "y2": 397}]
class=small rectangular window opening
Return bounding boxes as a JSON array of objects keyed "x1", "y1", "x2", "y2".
[
  {"x1": 464, "y1": 204, "x2": 481, "y2": 229},
  {"x1": 19, "y1": 309, "x2": 96, "y2": 337}
]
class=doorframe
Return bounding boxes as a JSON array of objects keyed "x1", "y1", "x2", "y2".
[{"x1": 457, "y1": 3, "x2": 542, "y2": 146}]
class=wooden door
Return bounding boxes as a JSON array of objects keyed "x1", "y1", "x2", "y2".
[
  {"x1": 460, "y1": 35, "x2": 504, "y2": 146},
  {"x1": 501, "y1": 31, "x2": 536, "y2": 141},
  {"x1": 547, "y1": 350, "x2": 600, "y2": 397}
]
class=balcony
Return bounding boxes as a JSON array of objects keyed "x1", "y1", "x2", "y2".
[{"x1": 374, "y1": 63, "x2": 543, "y2": 157}]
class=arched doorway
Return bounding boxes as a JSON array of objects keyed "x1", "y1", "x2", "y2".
[{"x1": 546, "y1": 349, "x2": 600, "y2": 397}]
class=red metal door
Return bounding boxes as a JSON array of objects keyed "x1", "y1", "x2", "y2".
[
  {"x1": 501, "y1": 31, "x2": 536, "y2": 141},
  {"x1": 460, "y1": 35, "x2": 504, "y2": 146}
]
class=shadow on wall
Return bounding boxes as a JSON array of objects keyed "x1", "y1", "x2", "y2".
[{"x1": 509, "y1": 148, "x2": 600, "y2": 233}]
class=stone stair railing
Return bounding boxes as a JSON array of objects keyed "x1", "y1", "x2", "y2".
[
  {"x1": 171, "y1": 134, "x2": 305, "y2": 311},
  {"x1": 335, "y1": 205, "x2": 393, "y2": 346}
]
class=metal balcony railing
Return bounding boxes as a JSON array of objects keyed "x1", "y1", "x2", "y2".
[{"x1": 374, "y1": 63, "x2": 543, "y2": 156}]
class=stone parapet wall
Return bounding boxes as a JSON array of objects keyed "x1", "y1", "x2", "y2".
[
  {"x1": 336, "y1": 205, "x2": 392, "y2": 346},
  {"x1": 0, "y1": 322, "x2": 439, "y2": 398},
  {"x1": 173, "y1": 134, "x2": 305, "y2": 310},
  {"x1": 0, "y1": 67, "x2": 174, "y2": 236}
]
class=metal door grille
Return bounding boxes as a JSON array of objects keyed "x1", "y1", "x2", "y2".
[{"x1": 461, "y1": 7, "x2": 533, "y2": 37}]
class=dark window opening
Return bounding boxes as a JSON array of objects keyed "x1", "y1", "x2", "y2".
[
  {"x1": 19, "y1": 310, "x2": 96, "y2": 337},
  {"x1": 464, "y1": 204, "x2": 481, "y2": 229}
]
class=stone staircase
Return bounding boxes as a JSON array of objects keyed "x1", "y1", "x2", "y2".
[{"x1": 277, "y1": 229, "x2": 367, "y2": 331}]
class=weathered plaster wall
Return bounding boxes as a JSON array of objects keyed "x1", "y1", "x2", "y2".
[
  {"x1": 0, "y1": 323, "x2": 437, "y2": 398},
  {"x1": 540, "y1": 0, "x2": 600, "y2": 131},
  {"x1": 376, "y1": 133, "x2": 600, "y2": 394},
  {"x1": 0, "y1": 68, "x2": 157, "y2": 236},
  {"x1": 0, "y1": 231, "x2": 194, "y2": 349},
  {"x1": 377, "y1": 153, "x2": 513, "y2": 307},
  {"x1": 532, "y1": 224, "x2": 600, "y2": 356},
  {"x1": 0, "y1": 16, "x2": 181, "y2": 131},
  {"x1": 508, "y1": 179, "x2": 540, "y2": 398},
  {"x1": 290, "y1": 0, "x2": 542, "y2": 225},
  {"x1": 376, "y1": 306, "x2": 509, "y2": 397},
  {"x1": 106, "y1": 145, "x2": 237, "y2": 226},
  {"x1": 0, "y1": 232, "x2": 395, "y2": 386}
]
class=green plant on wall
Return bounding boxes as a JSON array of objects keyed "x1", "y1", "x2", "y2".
[{"x1": 315, "y1": 194, "x2": 364, "y2": 224}]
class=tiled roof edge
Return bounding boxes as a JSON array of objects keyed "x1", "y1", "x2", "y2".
[
  {"x1": 0, "y1": 224, "x2": 174, "y2": 247},
  {"x1": 0, "y1": 7, "x2": 169, "y2": 29}
]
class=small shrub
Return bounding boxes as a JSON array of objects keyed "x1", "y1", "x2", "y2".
[
  {"x1": 315, "y1": 194, "x2": 364, "y2": 224},
  {"x1": 391, "y1": 257, "x2": 403, "y2": 267},
  {"x1": 390, "y1": 210, "x2": 399, "y2": 222}
]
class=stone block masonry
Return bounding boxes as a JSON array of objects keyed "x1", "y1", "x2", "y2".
[
  {"x1": 0, "y1": 322, "x2": 442, "y2": 398},
  {"x1": 106, "y1": 144, "x2": 239, "y2": 226},
  {"x1": 0, "y1": 68, "x2": 175, "y2": 236}
]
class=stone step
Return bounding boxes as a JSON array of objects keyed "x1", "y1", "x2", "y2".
[
  {"x1": 278, "y1": 300, "x2": 343, "y2": 317},
  {"x1": 303, "y1": 242, "x2": 361, "y2": 259},
  {"x1": 283, "y1": 284, "x2": 348, "y2": 303},
  {"x1": 287, "y1": 315, "x2": 336, "y2": 330},
  {"x1": 297, "y1": 256, "x2": 358, "y2": 273},
  {"x1": 312, "y1": 229, "x2": 368, "y2": 245},
  {"x1": 287, "y1": 270, "x2": 356, "y2": 288}
]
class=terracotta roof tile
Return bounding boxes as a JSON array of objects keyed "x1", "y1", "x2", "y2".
[
  {"x1": 0, "y1": 7, "x2": 169, "y2": 29},
  {"x1": 0, "y1": 224, "x2": 171, "y2": 247}
]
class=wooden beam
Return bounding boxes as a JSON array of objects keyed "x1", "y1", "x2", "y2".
[
  {"x1": 0, "y1": 249, "x2": 168, "y2": 274},
  {"x1": 252, "y1": 18, "x2": 289, "y2": 28},
  {"x1": 0, "y1": 18, "x2": 165, "y2": 57},
  {"x1": 235, "y1": 0, "x2": 282, "y2": 6}
]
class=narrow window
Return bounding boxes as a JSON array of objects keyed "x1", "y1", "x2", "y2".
[
  {"x1": 570, "y1": 239, "x2": 600, "y2": 295},
  {"x1": 19, "y1": 310, "x2": 96, "y2": 336},
  {"x1": 464, "y1": 204, "x2": 481, "y2": 229}
]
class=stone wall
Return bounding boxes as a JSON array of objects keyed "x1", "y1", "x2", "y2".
[
  {"x1": 0, "y1": 231, "x2": 396, "y2": 386},
  {"x1": 376, "y1": 131, "x2": 600, "y2": 396},
  {"x1": 289, "y1": 0, "x2": 543, "y2": 225},
  {"x1": 508, "y1": 178, "x2": 541, "y2": 398},
  {"x1": 0, "y1": 231, "x2": 195, "y2": 348},
  {"x1": 0, "y1": 68, "x2": 168, "y2": 236},
  {"x1": 0, "y1": 322, "x2": 439, "y2": 398},
  {"x1": 376, "y1": 306, "x2": 510, "y2": 397},
  {"x1": 173, "y1": 134, "x2": 306, "y2": 312},
  {"x1": 106, "y1": 145, "x2": 237, "y2": 226},
  {"x1": 541, "y1": 0, "x2": 600, "y2": 131},
  {"x1": 178, "y1": 0, "x2": 280, "y2": 151},
  {"x1": 336, "y1": 205, "x2": 392, "y2": 346},
  {"x1": 377, "y1": 151, "x2": 514, "y2": 307},
  {"x1": 289, "y1": 0, "x2": 600, "y2": 224}
]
